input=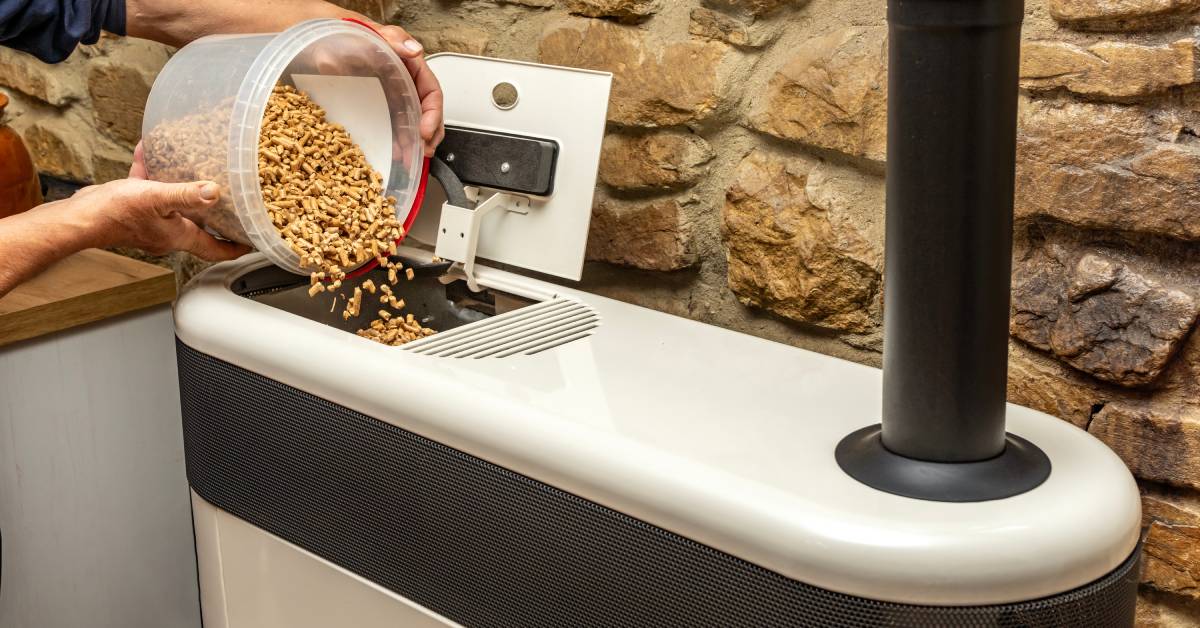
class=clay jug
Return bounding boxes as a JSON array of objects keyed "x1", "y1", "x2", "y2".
[{"x1": 0, "y1": 92, "x2": 43, "y2": 218}]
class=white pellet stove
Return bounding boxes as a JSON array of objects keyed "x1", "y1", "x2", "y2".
[{"x1": 174, "y1": 4, "x2": 1144, "y2": 626}]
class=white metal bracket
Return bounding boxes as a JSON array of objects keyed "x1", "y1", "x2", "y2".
[{"x1": 435, "y1": 190, "x2": 531, "y2": 292}]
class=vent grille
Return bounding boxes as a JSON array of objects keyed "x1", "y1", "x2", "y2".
[{"x1": 404, "y1": 299, "x2": 598, "y2": 358}]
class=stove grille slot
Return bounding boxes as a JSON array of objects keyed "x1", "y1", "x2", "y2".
[{"x1": 404, "y1": 299, "x2": 598, "y2": 358}]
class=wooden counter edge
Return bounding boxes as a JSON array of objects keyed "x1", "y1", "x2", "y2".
[{"x1": 0, "y1": 251, "x2": 176, "y2": 349}]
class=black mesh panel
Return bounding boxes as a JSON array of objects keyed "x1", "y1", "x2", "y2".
[{"x1": 177, "y1": 340, "x2": 1140, "y2": 627}]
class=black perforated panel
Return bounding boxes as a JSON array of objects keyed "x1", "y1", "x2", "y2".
[{"x1": 177, "y1": 340, "x2": 1140, "y2": 627}]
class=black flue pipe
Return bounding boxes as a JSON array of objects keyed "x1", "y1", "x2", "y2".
[
  {"x1": 880, "y1": 0, "x2": 1024, "y2": 463},
  {"x1": 837, "y1": 0, "x2": 1047, "y2": 501}
]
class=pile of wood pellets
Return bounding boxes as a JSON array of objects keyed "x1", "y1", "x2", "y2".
[
  {"x1": 259, "y1": 85, "x2": 435, "y2": 346},
  {"x1": 142, "y1": 98, "x2": 248, "y2": 243}
]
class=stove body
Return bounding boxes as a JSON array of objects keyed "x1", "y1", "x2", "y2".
[
  {"x1": 175, "y1": 52, "x2": 1143, "y2": 627},
  {"x1": 177, "y1": 256, "x2": 1140, "y2": 627}
]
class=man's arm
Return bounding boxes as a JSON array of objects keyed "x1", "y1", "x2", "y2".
[
  {"x1": 125, "y1": 0, "x2": 444, "y2": 155},
  {"x1": 125, "y1": 0, "x2": 369, "y2": 50},
  {"x1": 0, "y1": 198, "x2": 98, "y2": 297},
  {"x1": 0, "y1": 0, "x2": 442, "y2": 154},
  {"x1": 0, "y1": 0, "x2": 443, "y2": 302},
  {"x1": 0, "y1": 179, "x2": 247, "y2": 300}
]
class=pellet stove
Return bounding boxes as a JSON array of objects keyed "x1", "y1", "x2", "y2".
[{"x1": 175, "y1": 4, "x2": 1143, "y2": 626}]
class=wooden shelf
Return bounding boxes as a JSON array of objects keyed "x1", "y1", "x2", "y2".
[{"x1": 0, "y1": 249, "x2": 175, "y2": 348}]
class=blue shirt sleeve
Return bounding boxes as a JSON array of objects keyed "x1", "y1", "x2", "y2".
[{"x1": 0, "y1": 0, "x2": 126, "y2": 64}]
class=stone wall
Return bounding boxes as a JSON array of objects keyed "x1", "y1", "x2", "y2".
[
  {"x1": 3, "y1": 0, "x2": 1200, "y2": 621},
  {"x1": 0, "y1": 35, "x2": 167, "y2": 184}
]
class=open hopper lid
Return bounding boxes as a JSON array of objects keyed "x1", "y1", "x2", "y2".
[{"x1": 406, "y1": 54, "x2": 612, "y2": 282}]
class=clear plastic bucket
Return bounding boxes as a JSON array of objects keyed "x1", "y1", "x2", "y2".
[{"x1": 141, "y1": 19, "x2": 424, "y2": 274}]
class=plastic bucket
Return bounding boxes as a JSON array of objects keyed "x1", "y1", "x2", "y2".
[{"x1": 141, "y1": 19, "x2": 424, "y2": 274}]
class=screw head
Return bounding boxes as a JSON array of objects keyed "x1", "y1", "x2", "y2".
[
  {"x1": 500, "y1": 162, "x2": 511, "y2": 174},
  {"x1": 445, "y1": 153, "x2": 455, "y2": 162}
]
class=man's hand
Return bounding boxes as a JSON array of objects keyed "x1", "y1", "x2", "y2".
[
  {"x1": 124, "y1": 0, "x2": 445, "y2": 157},
  {"x1": 305, "y1": 20, "x2": 445, "y2": 159},
  {"x1": 65, "y1": 179, "x2": 250, "y2": 261},
  {"x1": 365, "y1": 22, "x2": 445, "y2": 158},
  {"x1": 0, "y1": 177, "x2": 249, "y2": 299}
]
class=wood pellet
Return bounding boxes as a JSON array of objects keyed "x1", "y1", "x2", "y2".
[
  {"x1": 146, "y1": 85, "x2": 439, "y2": 346},
  {"x1": 253, "y1": 85, "x2": 436, "y2": 346},
  {"x1": 258, "y1": 85, "x2": 403, "y2": 298},
  {"x1": 142, "y1": 98, "x2": 247, "y2": 244},
  {"x1": 356, "y1": 313, "x2": 436, "y2": 346}
]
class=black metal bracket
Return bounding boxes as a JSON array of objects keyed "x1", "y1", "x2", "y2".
[{"x1": 434, "y1": 126, "x2": 558, "y2": 196}]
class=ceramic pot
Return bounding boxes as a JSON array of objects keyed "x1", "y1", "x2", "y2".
[{"x1": 0, "y1": 92, "x2": 43, "y2": 218}]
